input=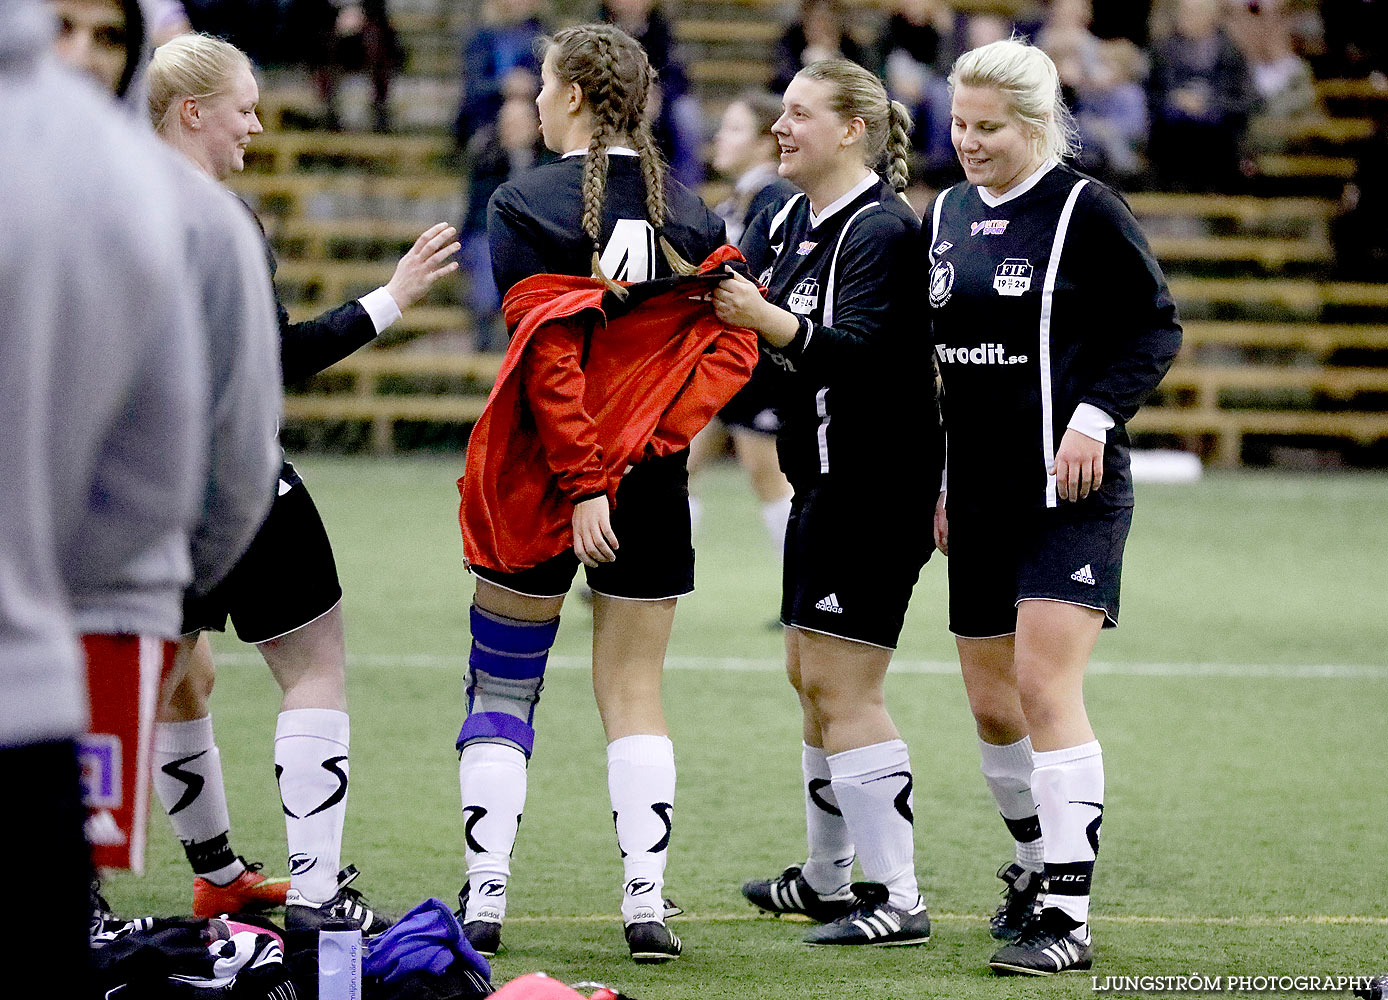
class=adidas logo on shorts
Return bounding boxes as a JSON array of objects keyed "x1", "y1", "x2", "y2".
[
  {"x1": 1070, "y1": 564, "x2": 1096, "y2": 586},
  {"x1": 814, "y1": 594, "x2": 844, "y2": 614}
]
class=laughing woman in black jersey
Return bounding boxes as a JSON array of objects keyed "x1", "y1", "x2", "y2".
[
  {"x1": 925, "y1": 38, "x2": 1181, "y2": 976},
  {"x1": 713, "y1": 59, "x2": 943, "y2": 948}
]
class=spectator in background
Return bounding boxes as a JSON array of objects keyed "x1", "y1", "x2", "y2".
[
  {"x1": 1331, "y1": 109, "x2": 1388, "y2": 280},
  {"x1": 1041, "y1": 0, "x2": 1148, "y2": 185},
  {"x1": 771, "y1": 0, "x2": 872, "y2": 92},
  {"x1": 876, "y1": 0, "x2": 958, "y2": 180},
  {"x1": 1147, "y1": 0, "x2": 1257, "y2": 191},
  {"x1": 1226, "y1": 0, "x2": 1318, "y2": 152},
  {"x1": 1320, "y1": 0, "x2": 1388, "y2": 80},
  {"x1": 1090, "y1": 0, "x2": 1152, "y2": 47},
  {"x1": 600, "y1": 0, "x2": 704, "y2": 186},
  {"x1": 454, "y1": 0, "x2": 546, "y2": 148},
  {"x1": 180, "y1": 0, "x2": 402, "y2": 130},
  {"x1": 460, "y1": 83, "x2": 551, "y2": 351}
]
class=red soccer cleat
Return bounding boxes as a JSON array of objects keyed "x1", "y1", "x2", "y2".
[{"x1": 193, "y1": 860, "x2": 291, "y2": 918}]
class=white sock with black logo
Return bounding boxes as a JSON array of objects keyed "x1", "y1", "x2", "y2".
[
  {"x1": 979, "y1": 735, "x2": 1044, "y2": 871},
  {"x1": 827, "y1": 739, "x2": 920, "y2": 910},
  {"x1": 800, "y1": 743, "x2": 853, "y2": 895},
  {"x1": 458, "y1": 741, "x2": 527, "y2": 924},
  {"x1": 274, "y1": 709, "x2": 349, "y2": 904},
  {"x1": 607, "y1": 734, "x2": 676, "y2": 926},
  {"x1": 153, "y1": 716, "x2": 245, "y2": 886},
  {"x1": 761, "y1": 497, "x2": 792, "y2": 554},
  {"x1": 1032, "y1": 740, "x2": 1104, "y2": 929}
]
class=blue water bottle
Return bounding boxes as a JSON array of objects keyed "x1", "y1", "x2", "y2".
[{"x1": 318, "y1": 919, "x2": 362, "y2": 1000}]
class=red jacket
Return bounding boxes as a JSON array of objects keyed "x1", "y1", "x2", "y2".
[{"x1": 459, "y1": 245, "x2": 759, "y2": 573}]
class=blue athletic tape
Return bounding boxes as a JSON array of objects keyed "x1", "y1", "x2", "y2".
[
  {"x1": 457, "y1": 712, "x2": 536, "y2": 757},
  {"x1": 470, "y1": 605, "x2": 560, "y2": 655},
  {"x1": 468, "y1": 643, "x2": 547, "y2": 680}
]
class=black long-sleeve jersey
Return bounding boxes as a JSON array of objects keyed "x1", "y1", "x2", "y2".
[
  {"x1": 487, "y1": 149, "x2": 726, "y2": 297},
  {"x1": 741, "y1": 173, "x2": 943, "y2": 493},
  {"x1": 245, "y1": 206, "x2": 378, "y2": 387},
  {"x1": 923, "y1": 161, "x2": 1182, "y2": 511},
  {"x1": 247, "y1": 203, "x2": 378, "y2": 487}
]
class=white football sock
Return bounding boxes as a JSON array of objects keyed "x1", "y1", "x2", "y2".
[
  {"x1": 799, "y1": 743, "x2": 853, "y2": 895},
  {"x1": 761, "y1": 497, "x2": 792, "y2": 555},
  {"x1": 274, "y1": 708, "x2": 349, "y2": 903},
  {"x1": 458, "y1": 741, "x2": 527, "y2": 924},
  {"x1": 607, "y1": 734, "x2": 676, "y2": 925},
  {"x1": 828, "y1": 739, "x2": 920, "y2": 909},
  {"x1": 153, "y1": 715, "x2": 244, "y2": 886},
  {"x1": 979, "y1": 735, "x2": 1044, "y2": 871},
  {"x1": 1032, "y1": 740, "x2": 1104, "y2": 928}
]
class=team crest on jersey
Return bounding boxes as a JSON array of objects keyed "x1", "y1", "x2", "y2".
[
  {"x1": 928, "y1": 260, "x2": 955, "y2": 308},
  {"x1": 992, "y1": 258, "x2": 1033, "y2": 296},
  {"x1": 787, "y1": 277, "x2": 820, "y2": 315},
  {"x1": 970, "y1": 219, "x2": 1009, "y2": 236},
  {"x1": 932, "y1": 240, "x2": 953, "y2": 256},
  {"x1": 796, "y1": 240, "x2": 818, "y2": 255}
]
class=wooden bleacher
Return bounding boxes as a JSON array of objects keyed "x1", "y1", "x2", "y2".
[{"x1": 234, "y1": 3, "x2": 1385, "y2": 464}]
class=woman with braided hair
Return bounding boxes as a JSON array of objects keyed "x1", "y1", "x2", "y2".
[
  {"x1": 713, "y1": 58, "x2": 944, "y2": 947},
  {"x1": 454, "y1": 23, "x2": 731, "y2": 964}
]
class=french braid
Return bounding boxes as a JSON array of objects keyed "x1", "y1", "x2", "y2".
[
  {"x1": 547, "y1": 24, "x2": 693, "y2": 292},
  {"x1": 886, "y1": 100, "x2": 913, "y2": 193}
]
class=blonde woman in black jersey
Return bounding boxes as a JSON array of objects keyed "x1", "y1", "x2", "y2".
[
  {"x1": 714, "y1": 58, "x2": 944, "y2": 948},
  {"x1": 456, "y1": 24, "x2": 731, "y2": 964},
  {"x1": 927, "y1": 37, "x2": 1180, "y2": 975}
]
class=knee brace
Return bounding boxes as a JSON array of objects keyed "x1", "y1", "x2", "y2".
[{"x1": 456, "y1": 604, "x2": 560, "y2": 759}]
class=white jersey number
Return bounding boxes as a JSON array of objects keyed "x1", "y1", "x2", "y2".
[{"x1": 600, "y1": 218, "x2": 657, "y2": 283}]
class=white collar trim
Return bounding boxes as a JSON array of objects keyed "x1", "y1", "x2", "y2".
[
  {"x1": 809, "y1": 171, "x2": 878, "y2": 229},
  {"x1": 976, "y1": 159, "x2": 1058, "y2": 208},
  {"x1": 563, "y1": 145, "x2": 638, "y2": 159}
]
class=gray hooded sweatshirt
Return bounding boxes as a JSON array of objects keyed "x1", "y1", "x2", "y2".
[
  {"x1": 67, "y1": 0, "x2": 281, "y2": 630},
  {"x1": 0, "y1": 0, "x2": 206, "y2": 746}
]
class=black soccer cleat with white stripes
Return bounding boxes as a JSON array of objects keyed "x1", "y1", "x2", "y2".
[
  {"x1": 625, "y1": 920, "x2": 682, "y2": 963},
  {"x1": 802, "y1": 882, "x2": 931, "y2": 947},
  {"x1": 989, "y1": 907, "x2": 1093, "y2": 975},
  {"x1": 455, "y1": 883, "x2": 503, "y2": 957},
  {"x1": 741, "y1": 865, "x2": 857, "y2": 923},
  {"x1": 990, "y1": 862, "x2": 1044, "y2": 940},
  {"x1": 285, "y1": 865, "x2": 393, "y2": 938}
]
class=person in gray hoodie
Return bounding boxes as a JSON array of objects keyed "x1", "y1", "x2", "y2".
[
  {"x1": 0, "y1": 0, "x2": 207, "y2": 974},
  {"x1": 52, "y1": 0, "x2": 283, "y2": 880}
]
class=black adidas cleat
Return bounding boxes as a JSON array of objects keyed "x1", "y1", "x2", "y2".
[
  {"x1": 990, "y1": 863, "x2": 1044, "y2": 940},
  {"x1": 454, "y1": 883, "x2": 504, "y2": 957},
  {"x1": 625, "y1": 920, "x2": 682, "y2": 963},
  {"x1": 742, "y1": 865, "x2": 857, "y2": 923},
  {"x1": 989, "y1": 907, "x2": 1093, "y2": 975},
  {"x1": 463, "y1": 918, "x2": 502, "y2": 958},
  {"x1": 802, "y1": 882, "x2": 931, "y2": 947},
  {"x1": 285, "y1": 865, "x2": 393, "y2": 938}
]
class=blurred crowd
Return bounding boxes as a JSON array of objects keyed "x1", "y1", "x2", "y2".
[{"x1": 165, "y1": 0, "x2": 1388, "y2": 324}]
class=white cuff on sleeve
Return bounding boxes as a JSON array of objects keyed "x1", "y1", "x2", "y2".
[
  {"x1": 1068, "y1": 402, "x2": 1115, "y2": 443},
  {"x1": 359, "y1": 287, "x2": 402, "y2": 334}
]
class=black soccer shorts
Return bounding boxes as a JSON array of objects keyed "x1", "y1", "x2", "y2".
[
  {"x1": 718, "y1": 359, "x2": 783, "y2": 436},
  {"x1": 946, "y1": 500, "x2": 1133, "y2": 639},
  {"x1": 182, "y1": 481, "x2": 343, "y2": 643},
  {"x1": 470, "y1": 450, "x2": 695, "y2": 601},
  {"x1": 780, "y1": 483, "x2": 934, "y2": 649}
]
